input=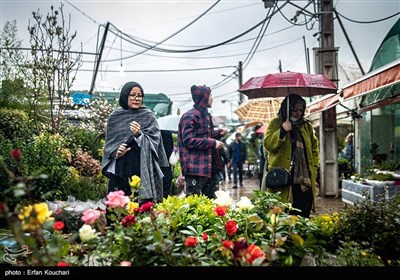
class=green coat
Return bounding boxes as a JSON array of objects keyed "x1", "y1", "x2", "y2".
[{"x1": 262, "y1": 117, "x2": 319, "y2": 212}]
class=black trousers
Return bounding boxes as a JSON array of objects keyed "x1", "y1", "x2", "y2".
[
  {"x1": 185, "y1": 174, "x2": 218, "y2": 199},
  {"x1": 107, "y1": 173, "x2": 132, "y2": 196},
  {"x1": 289, "y1": 184, "x2": 313, "y2": 218}
]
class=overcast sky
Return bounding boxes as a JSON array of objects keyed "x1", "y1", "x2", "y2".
[{"x1": 1, "y1": 0, "x2": 399, "y2": 118}]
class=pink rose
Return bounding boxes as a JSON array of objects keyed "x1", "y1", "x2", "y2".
[
  {"x1": 103, "y1": 191, "x2": 130, "y2": 208},
  {"x1": 81, "y1": 209, "x2": 101, "y2": 225},
  {"x1": 120, "y1": 261, "x2": 132, "y2": 266}
]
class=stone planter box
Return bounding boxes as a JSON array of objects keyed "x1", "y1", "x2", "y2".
[{"x1": 342, "y1": 179, "x2": 399, "y2": 205}]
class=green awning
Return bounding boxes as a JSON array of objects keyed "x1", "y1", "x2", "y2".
[{"x1": 91, "y1": 91, "x2": 172, "y2": 117}]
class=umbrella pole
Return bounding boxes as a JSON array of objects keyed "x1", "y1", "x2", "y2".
[{"x1": 286, "y1": 95, "x2": 290, "y2": 121}]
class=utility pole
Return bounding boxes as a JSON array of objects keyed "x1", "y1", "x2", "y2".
[
  {"x1": 238, "y1": 61, "x2": 243, "y2": 105},
  {"x1": 314, "y1": 0, "x2": 339, "y2": 197},
  {"x1": 89, "y1": 22, "x2": 110, "y2": 94}
]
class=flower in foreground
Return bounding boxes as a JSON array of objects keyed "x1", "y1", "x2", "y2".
[
  {"x1": 225, "y1": 220, "x2": 238, "y2": 236},
  {"x1": 53, "y1": 221, "x2": 65, "y2": 231},
  {"x1": 56, "y1": 261, "x2": 69, "y2": 266},
  {"x1": 136, "y1": 202, "x2": 153, "y2": 213},
  {"x1": 121, "y1": 215, "x2": 136, "y2": 227},
  {"x1": 129, "y1": 175, "x2": 141, "y2": 190},
  {"x1": 103, "y1": 190, "x2": 130, "y2": 208},
  {"x1": 79, "y1": 224, "x2": 98, "y2": 242},
  {"x1": 235, "y1": 197, "x2": 254, "y2": 211},
  {"x1": 18, "y1": 203, "x2": 54, "y2": 231},
  {"x1": 214, "y1": 205, "x2": 227, "y2": 216},
  {"x1": 81, "y1": 209, "x2": 101, "y2": 225},
  {"x1": 120, "y1": 261, "x2": 132, "y2": 266},
  {"x1": 185, "y1": 236, "x2": 198, "y2": 247},
  {"x1": 10, "y1": 148, "x2": 22, "y2": 161},
  {"x1": 246, "y1": 244, "x2": 265, "y2": 265},
  {"x1": 222, "y1": 240, "x2": 234, "y2": 249},
  {"x1": 213, "y1": 190, "x2": 233, "y2": 207},
  {"x1": 126, "y1": 201, "x2": 139, "y2": 215}
]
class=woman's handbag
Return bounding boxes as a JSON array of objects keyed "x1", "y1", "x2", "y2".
[
  {"x1": 265, "y1": 151, "x2": 294, "y2": 190},
  {"x1": 265, "y1": 167, "x2": 291, "y2": 190}
]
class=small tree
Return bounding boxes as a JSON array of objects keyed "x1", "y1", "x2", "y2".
[
  {"x1": 0, "y1": 20, "x2": 27, "y2": 81},
  {"x1": 27, "y1": 4, "x2": 82, "y2": 133},
  {"x1": 0, "y1": 20, "x2": 32, "y2": 111}
]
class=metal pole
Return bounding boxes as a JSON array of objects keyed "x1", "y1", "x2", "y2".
[
  {"x1": 89, "y1": 22, "x2": 110, "y2": 94},
  {"x1": 238, "y1": 61, "x2": 243, "y2": 105},
  {"x1": 334, "y1": 9, "x2": 365, "y2": 75}
]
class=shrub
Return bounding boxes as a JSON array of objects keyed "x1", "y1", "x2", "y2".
[
  {"x1": 336, "y1": 194, "x2": 400, "y2": 263},
  {"x1": 71, "y1": 148, "x2": 101, "y2": 177},
  {"x1": 21, "y1": 132, "x2": 71, "y2": 201},
  {"x1": 60, "y1": 125, "x2": 104, "y2": 161},
  {"x1": 0, "y1": 108, "x2": 29, "y2": 140},
  {"x1": 64, "y1": 168, "x2": 108, "y2": 202}
]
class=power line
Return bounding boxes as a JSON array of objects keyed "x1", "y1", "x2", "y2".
[{"x1": 335, "y1": 10, "x2": 400, "y2": 24}]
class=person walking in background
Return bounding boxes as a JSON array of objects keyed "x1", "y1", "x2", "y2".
[
  {"x1": 160, "y1": 129, "x2": 174, "y2": 199},
  {"x1": 219, "y1": 144, "x2": 229, "y2": 183},
  {"x1": 228, "y1": 132, "x2": 247, "y2": 189},
  {"x1": 101, "y1": 81, "x2": 169, "y2": 205},
  {"x1": 178, "y1": 85, "x2": 227, "y2": 199},
  {"x1": 257, "y1": 134, "x2": 267, "y2": 190},
  {"x1": 263, "y1": 93, "x2": 319, "y2": 218},
  {"x1": 344, "y1": 133, "x2": 354, "y2": 166}
]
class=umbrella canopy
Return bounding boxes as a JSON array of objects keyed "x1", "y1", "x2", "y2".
[
  {"x1": 234, "y1": 98, "x2": 284, "y2": 124},
  {"x1": 156, "y1": 114, "x2": 181, "y2": 132},
  {"x1": 239, "y1": 71, "x2": 337, "y2": 99}
]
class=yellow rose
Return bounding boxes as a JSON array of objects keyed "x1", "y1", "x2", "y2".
[
  {"x1": 126, "y1": 201, "x2": 139, "y2": 215},
  {"x1": 129, "y1": 175, "x2": 141, "y2": 190},
  {"x1": 18, "y1": 203, "x2": 54, "y2": 231}
]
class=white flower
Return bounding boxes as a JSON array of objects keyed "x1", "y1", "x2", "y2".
[
  {"x1": 213, "y1": 190, "x2": 233, "y2": 207},
  {"x1": 79, "y1": 224, "x2": 98, "y2": 242},
  {"x1": 139, "y1": 217, "x2": 152, "y2": 224},
  {"x1": 235, "y1": 196, "x2": 254, "y2": 211}
]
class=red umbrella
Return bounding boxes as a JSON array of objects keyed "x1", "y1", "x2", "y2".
[
  {"x1": 256, "y1": 125, "x2": 267, "y2": 135},
  {"x1": 239, "y1": 71, "x2": 337, "y2": 99}
]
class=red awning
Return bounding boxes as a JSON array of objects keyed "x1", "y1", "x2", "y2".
[
  {"x1": 307, "y1": 59, "x2": 400, "y2": 115},
  {"x1": 307, "y1": 93, "x2": 340, "y2": 114}
]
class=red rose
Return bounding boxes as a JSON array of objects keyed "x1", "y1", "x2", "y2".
[
  {"x1": 10, "y1": 148, "x2": 22, "y2": 161},
  {"x1": 184, "y1": 236, "x2": 198, "y2": 247},
  {"x1": 246, "y1": 244, "x2": 265, "y2": 264},
  {"x1": 225, "y1": 220, "x2": 238, "y2": 236},
  {"x1": 56, "y1": 261, "x2": 69, "y2": 266},
  {"x1": 214, "y1": 205, "x2": 227, "y2": 216},
  {"x1": 121, "y1": 215, "x2": 136, "y2": 227},
  {"x1": 53, "y1": 221, "x2": 65, "y2": 231},
  {"x1": 202, "y1": 232, "x2": 209, "y2": 241},
  {"x1": 222, "y1": 240, "x2": 233, "y2": 249},
  {"x1": 138, "y1": 202, "x2": 153, "y2": 213},
  {"x1": 0, "y1": 202, "x2": 6, "y2": 212}
]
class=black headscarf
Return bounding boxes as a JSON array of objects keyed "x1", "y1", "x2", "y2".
[
  {"x1": 119, "y1": 81, "x2": 145, "y2": 109},
  {"x1": 278, "y1": 93, "x2": 306, "y2": 123}
]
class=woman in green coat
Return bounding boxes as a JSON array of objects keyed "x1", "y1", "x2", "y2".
[{"x1": 263, "y1": 94, "x2": 319, "y2": 218}]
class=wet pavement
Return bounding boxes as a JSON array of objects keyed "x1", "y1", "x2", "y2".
[{"x1": 217, "y1": 177, "x2": 346, "y2": 216}]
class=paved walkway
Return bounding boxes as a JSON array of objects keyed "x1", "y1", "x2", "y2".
[{"x1": 218, "y1": 177, "x2": 346, "y2": 216}]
